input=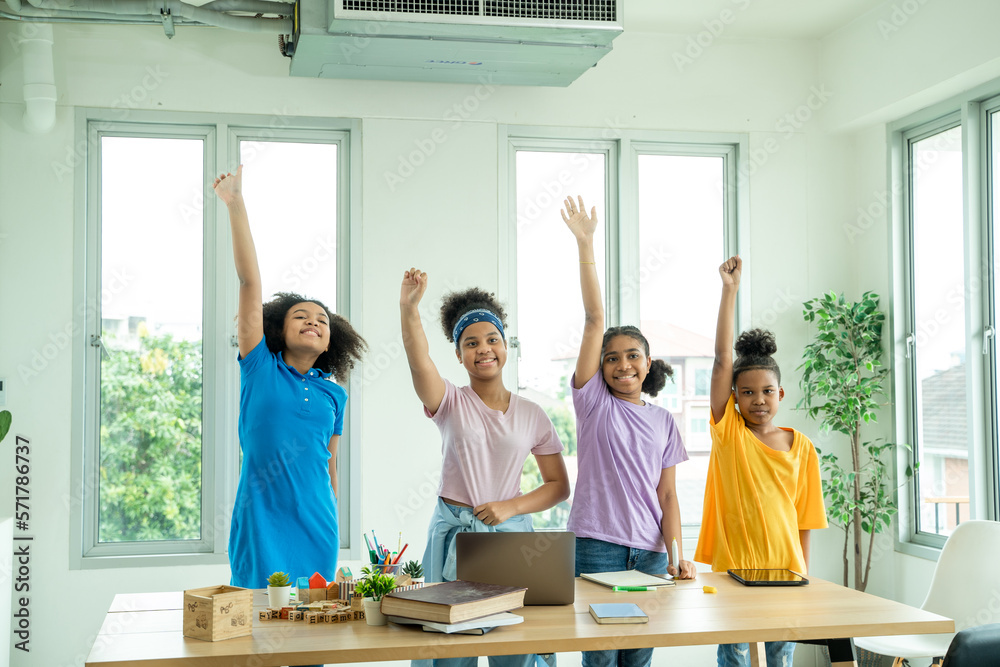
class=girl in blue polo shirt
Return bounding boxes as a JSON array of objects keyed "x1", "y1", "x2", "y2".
[{"x1": 214, "y1": 166, "x2": 366, "y2": 599}]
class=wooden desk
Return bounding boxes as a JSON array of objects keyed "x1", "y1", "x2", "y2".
[{"x1": 85, "y1": 573, "x2": 954, "y2": 667}]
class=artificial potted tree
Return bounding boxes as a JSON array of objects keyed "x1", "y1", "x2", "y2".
[
  {"x1": 798, "y1": 291, "x2": 913, "y2": 593},
  {"x1": 354, "y1": 571, "x2": 397, "y2": 626},
  {"x1": 266, "y1": 571, "x2": 291, "y2": 608}
]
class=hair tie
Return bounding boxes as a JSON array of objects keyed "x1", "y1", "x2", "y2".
[{"x1": 452, "y1": 309, "x2": 505, "y2": 348}]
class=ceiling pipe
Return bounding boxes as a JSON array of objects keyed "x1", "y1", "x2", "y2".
[
  {"x1": 19, "y1": 21, "x2": 57, "y2": 135},
  {"x1": 19, "y1": 0, "x2": 291, "y2": 32}
]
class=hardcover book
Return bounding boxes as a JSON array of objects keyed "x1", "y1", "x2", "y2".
[{"x1": 380, "y1": 580, "x2": 527, "y2": 624}]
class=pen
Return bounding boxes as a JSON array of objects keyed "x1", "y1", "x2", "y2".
[
  {"x1": 671, "y1": 538, "x2": 679, "y2": 573},
  {"x1": 612, "y1": 586, "x2": 658, "y2": 592}
]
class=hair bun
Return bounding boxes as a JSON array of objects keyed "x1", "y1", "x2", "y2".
[{"x1": 734, "y1": 328, "x2": 777, "y2": 357}]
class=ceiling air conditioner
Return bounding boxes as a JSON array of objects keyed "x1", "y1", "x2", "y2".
[{"x1": 289, "y1": 1, "x2": 623, "y2": 86}]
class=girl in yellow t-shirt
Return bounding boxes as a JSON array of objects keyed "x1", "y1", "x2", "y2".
[{"x1": 694, "y1": 255, "x2": 828, "y2": 667}]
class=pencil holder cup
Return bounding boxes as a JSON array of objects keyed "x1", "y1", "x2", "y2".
[{"x1": 374, "y1": 563, "x2": 401, "y2": 575}]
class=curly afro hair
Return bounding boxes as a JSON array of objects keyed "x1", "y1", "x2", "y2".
[
  {"x1": 261, "y1": 292, "x2": 367, "y2": 382},
  {"x1": 439, "y1": 287, "x2": 508, "y2": 343},
  {"x1": 732, "y1": 328, "x2": 780, "y2": 386},
  {"x1": 601, "y1": 325, "x2": 674, "y2": 397}
]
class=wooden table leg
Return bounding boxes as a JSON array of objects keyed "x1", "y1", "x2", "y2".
[{"x1": 749, "y1": 642, "x2": 766, "y2": 667}]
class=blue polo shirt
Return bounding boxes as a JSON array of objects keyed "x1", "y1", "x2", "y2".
[{"x1": 229, "y1": 338, "x2": 344, "y2": 588}]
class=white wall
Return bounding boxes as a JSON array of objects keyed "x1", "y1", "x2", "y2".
[{"x1": 6, "y1": 5, "x2": 995, "y2": 664}]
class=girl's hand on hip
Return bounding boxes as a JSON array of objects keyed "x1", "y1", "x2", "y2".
[
  {"x1": 213, "y1": 164, "x2": 243, "y2": 205},
  {"x1": 401, "y1": 268, "x2": 428, "y2": 308},
  {"x1": 561, "y1": 195, "x2": 598, "y2": 241},
  {"x1": 668, "y1": 559, "x2": 698, "y2": 580},
  {"x1": 719, "y1": 255, "x2": 741, "y2": 287},
  {"x1": 473, "y1": 500, "x2": 515, "y2": 526}
]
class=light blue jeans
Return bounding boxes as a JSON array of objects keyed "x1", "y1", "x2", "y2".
[
  {"x1": 717, "y1": 641, "x2": 796, "y2": 667},
  {"x1": 576, "y1": 537, "x2": 668, "y2": 667}
]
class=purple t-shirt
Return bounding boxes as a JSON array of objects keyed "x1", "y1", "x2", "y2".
[
  {"x1": 567, "y1": 371, "x2": 688, "y2": 552},
  {"x1": 427, "y1": 380, "x2": 564, "y2": 508}
]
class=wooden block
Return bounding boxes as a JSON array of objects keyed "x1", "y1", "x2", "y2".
[
  {"x1": 182, "y1": 585, "x2": 253, "y2": 642},
  {"x1": 350, "y1": 596, "x2": 365, "y2": 612},
  {"x1": 305, "y1": 611, "x2": 320, "y2": 624},
  {"x1": 356, "y1": 610, "x2": 365, "y2": 621},
  {"x1": 289, "y1": 610, "x2": 304, "y2": 622},
  {"x1": 258, "y1": 610, "x2": 273, "y2": 621}
]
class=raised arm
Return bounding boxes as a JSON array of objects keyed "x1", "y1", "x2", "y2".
[
  {"x1": 400, "y1": 268, "x2": 446, "y2": 414},
  {"x1": 711, "y1": 256, "x2": 741, "y2": 423},
  {"x1": 213, "y1": 165, "x2": 263, "y2": 358},
  {"x1": 561, "y1": 196, "x2": 604, "y2": 388}
]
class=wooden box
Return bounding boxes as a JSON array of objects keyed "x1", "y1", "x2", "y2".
[{"x1": 183, "y1": 585, "x2": 253, "y2": 641}]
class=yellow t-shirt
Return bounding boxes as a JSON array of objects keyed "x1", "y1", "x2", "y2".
[{"x1": 694, "y1": 394, "x2": 828, "y2": 574}]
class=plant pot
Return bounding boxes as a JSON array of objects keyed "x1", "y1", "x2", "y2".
[
  {"x1": 266, "y1": 585, "x2": 291, "y2": 609},
  {"x1": 363, "y1": 598, "x2": 387, "y2": 626}
]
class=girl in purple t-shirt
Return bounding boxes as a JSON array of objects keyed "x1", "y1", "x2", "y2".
[{"x1": 561, "y1": 196, "x2": 697, "y2": 667}]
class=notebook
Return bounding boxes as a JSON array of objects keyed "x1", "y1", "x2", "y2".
[
  {"x1": 589, "y1": 603, "x2": 648, "y2": 625},
  {"x1": 580, "y1": 570, "x2": 674, "y2": 588},
  {"x1": 456, "y1": 531, "x2": 576, "y2": 605}
]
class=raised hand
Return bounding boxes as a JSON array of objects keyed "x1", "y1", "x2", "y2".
[
  {"x1": 400, "y1": 267, "x2": 428, "y2": 308},
  {"x1": 213, "y1": 164, "x2": 243, "y2": 205},
  {"x1": 719, "y1": 255, "x2": 742, "y2": 288},
  {"x1": 561, "y1": 195, "x2": 598, "y2": 241}
]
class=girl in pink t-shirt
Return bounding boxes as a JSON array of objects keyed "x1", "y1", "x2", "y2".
[
  {"x1": 562, "y1": 196, "x2": 696, "y2": 667},
  {"x1": 400, "y1": 269, "x2": 569, "y2": 667}
]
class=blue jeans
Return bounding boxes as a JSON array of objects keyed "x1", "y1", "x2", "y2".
[
  {"x1": 576, "y1": 537, "x2": 668, "y2": 667},
  {"x1": 717, "y1": 641, "x2": 795, "y2": 667}
]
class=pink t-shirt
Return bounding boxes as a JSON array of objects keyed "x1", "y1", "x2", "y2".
[
  {"x1": 567, "y1": 371, "x2": 688, "y2": 552},
  {"x1": 426, "y1": 380, "x2": 564, "y2": 507}
]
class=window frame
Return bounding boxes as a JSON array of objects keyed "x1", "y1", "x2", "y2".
[
  {"x1": 497, "y1": 125, "x2": 748, "y2": 540},
  {"x1": 890, "y1": 79, "x2": 1000, "y2": 560},
  {"x1": 70, "y1": 108, "x2": 362, "y2": 568}
]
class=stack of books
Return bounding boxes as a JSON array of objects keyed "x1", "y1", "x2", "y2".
[{"x1": 381, "y1": 580, "x2": 527, "y2": 634}]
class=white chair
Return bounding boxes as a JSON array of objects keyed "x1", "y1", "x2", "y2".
[{"x1": 854, "y1": 520, "x2": 1000, "y2": 667}]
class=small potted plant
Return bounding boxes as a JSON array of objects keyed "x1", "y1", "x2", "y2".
[
  {"x1": 354, "y1": 572, "x2": 397, "y2": 626},
  {"x1": 402, "y1": 560, "x2": 424, "y2": 584},
  {"x1": 266, "y1": 571, "x2": 291, "y2": 608}
]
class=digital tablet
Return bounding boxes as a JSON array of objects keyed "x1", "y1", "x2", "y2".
[{"x1": 727, "y1": 569, "x2": 809, "y2": 586}]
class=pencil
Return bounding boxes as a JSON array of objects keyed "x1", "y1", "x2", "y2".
[{"x1": 393, "y1": 543, "x2": 408, "y2": 564}]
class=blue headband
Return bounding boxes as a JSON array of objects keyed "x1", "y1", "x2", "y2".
[{"x1": 452, "y1": 309, "x2": 505, "y2": 348}]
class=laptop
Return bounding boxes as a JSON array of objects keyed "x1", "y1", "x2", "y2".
[{"x1": 456, "y1": 531, "x2": 576, "y2": 605}]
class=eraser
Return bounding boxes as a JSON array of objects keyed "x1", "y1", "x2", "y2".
[{"x1": 703, "y1": 586, "x2": 717, "y2": 594}]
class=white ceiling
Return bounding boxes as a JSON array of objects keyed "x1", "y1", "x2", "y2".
[{"x1": 623, "y1": 0, "x2": 887, "y2": 40}]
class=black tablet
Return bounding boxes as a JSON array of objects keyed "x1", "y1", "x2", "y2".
[{"x1": 727, "y1": 569, "x2": 809, "y2": 586}]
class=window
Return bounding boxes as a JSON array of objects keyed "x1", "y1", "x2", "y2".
[
  {"x1": 503, "y1": 128, "x2": 742, "y2": 531},
  {"x1": 903, "y1": 123, "x2": 967, "y2": 541},
  {"x1": 892, "y1": 81, "x2": 1000, "y2": 553},
  {"x1": 693, "y1": 368, "x2": 711, "y2": 396},
  {"x1": 71, "y1": 110, "x2": 360, "y2": 566}
]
